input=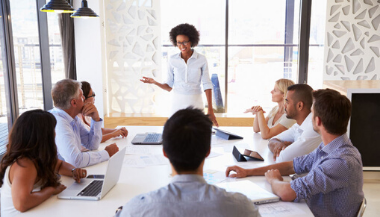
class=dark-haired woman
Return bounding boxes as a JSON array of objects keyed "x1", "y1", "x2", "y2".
[
  {"x1": 79, "y1": 81, "x2": 128, "y2": 143},
  {"x1": 141, "y1": 23, "x2": 218, "y2": 126},
  {"x1": 0, "y1": 110, "x2": 87, "y2": 216}
]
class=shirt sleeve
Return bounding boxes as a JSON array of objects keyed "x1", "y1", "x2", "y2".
[
  {"x1": 79, "y1": 118, "x2": 102, "y2": 150},
  {"x1": 165, "y1": 59, "x2": 174, "y2": 88},
  {"x1": 55, "y1": 117, "x2": 109, "y2": 168},
  {"x1": 290, "y1": 158, "x2": 350, "y2": 202},
  {"x1": 293, "y1": 149, "x2": 317, "y2": 174},
  {"x1": 275, "y1": 121, "x2": 322, "y2": 163},
  {"x1": 200, "y1": 58, "x2": 212, "y2": 91},
  {"x1": 272, "y1": 124, "x2": 297, "y2": 143},
  {"x1": 279, "y1": 114, "x2": 297, "y2": 129}
]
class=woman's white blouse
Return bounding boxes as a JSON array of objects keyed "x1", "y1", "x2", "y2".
[{"x1": 165, "y1": 50, "x2": 213, "y2": 95}]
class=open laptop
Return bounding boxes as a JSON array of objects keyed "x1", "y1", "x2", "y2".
[
  {"x1": 58, "y1": 147, "x2": 126, "y2": 201},
  {"x1": 216, "y1": 180, "x2": 279, "y2": 204},
  {"x1": 131, "y1": 133, "x2": 162, "y2": 145}
]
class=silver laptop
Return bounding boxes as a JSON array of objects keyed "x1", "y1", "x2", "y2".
[
  {"x1": 216, "y1": 180, "x2": 280, "y2": 204},
  {"x1": 131, "y1": 133, "x2": 162, "y2": 145},
  {"x1": 58, "y1": 147, "x2": 126, "y2": 201}
]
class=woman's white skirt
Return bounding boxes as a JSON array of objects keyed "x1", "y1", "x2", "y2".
[{"x1": 171, "y1": 92, "x2": 204, "y2": 117}]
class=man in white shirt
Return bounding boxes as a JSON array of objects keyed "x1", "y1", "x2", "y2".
[
  {"x1": 115, "y1": 108, "x2": 260, "y2": 217},
  {"x1": 50, "y1": 79, "x2": 119, "y2": 168},
  {"x1": 269, "y1": 84, "x2": 321, "y2": 162}
]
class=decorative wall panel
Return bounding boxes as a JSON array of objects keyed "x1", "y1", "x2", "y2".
[
  {"x1": 324, "y1": 0, "x2": 380, "y2": 80},
  {"x1": 104, "y1": 0, "x2": 161, "y2": 113}
]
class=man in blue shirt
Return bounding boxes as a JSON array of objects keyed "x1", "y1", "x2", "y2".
[
  {"x1": 116, "y1": 108, "x2": 260, "y2": 217},
  {"x1": 50, "y1": 79, "x2": 119, "y2": 168},
  {"x1": 226, "y1": 89, "x2": 364, "y2": 217}
]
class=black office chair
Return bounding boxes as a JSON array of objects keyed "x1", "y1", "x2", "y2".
[{"x1": 356, "y1": 198, "x2": 367, "y2": 217}]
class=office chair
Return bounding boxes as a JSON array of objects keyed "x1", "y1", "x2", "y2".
[{"x1": 356, "y1": 197, "x2": 367, "y2": 217}]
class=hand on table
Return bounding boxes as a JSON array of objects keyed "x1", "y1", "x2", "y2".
[
  {"x1": 225, "y1": 165, "x2": 248, "y2": 178},
  {"x1": 265, "y1": 169, "x2": 283, "y2": 184},
  {"x1": 52, "y1": 184, "x2": 67, "y2": 195},
  {"x1": 72, "y1": 168, "x2": 87, "y2": 183},
  {"x1": 112, "y1": 127, "x2": 128, "y2": 138},
  {"x1": 273, "y1": 143, "x2": 288, "y2": 161},
  {"x1": 105, "y1": 143, "x2": 119, "y2": 157}
]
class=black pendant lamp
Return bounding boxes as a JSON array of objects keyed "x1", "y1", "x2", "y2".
[
  {"x1": 71, "y1": 0, "x2": 99, "y2": 18},
  {"x1": 40, "y1": 0, "x2": 75, "y2": 13}
]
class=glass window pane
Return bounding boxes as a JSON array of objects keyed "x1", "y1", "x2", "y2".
[
  {"x1": 228, "y1": 0, "x2": 300, "y2": 113},
  {"x1": 307, "y1": 0, "x2": 327, "y2": 90},
  {"x1": 46, "y1": 9, "x2": 65, "y2": 84},
  {"x1": 10, "y1": 0, "x2": 44, "y2": 113},
  {"x1": 160, "y1": 0, "x2": 226, "y2": 114}
]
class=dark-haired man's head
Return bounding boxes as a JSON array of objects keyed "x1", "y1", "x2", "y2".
[
  {"x1": 163, "y1": 107, "x2": 212, "y2": 174},
  {"x1": 285, "y1": 84, "x2": 313, "y2": 121},
  {"x1": 312, "y1": 89, "x2": 351, "y2": 135}
]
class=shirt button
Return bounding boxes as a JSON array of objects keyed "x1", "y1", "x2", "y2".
[{"x1": 321, "y1": 156, "x2": 324, "y2": 159}]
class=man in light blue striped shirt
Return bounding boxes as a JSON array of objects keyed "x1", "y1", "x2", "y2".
[
  {"x1": 50, "y1": 79, "x2": 119, "y2": 168},
  {"x1": 226, "y1": 89, "x2": 364, "y2": 217},
  {"x1": 116, "y1": 108, "x2": 260, "y2": 217}
]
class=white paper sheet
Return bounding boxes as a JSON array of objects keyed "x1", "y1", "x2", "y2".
[
  {"x1": 123, "y1": 155, "x2": 169, "y2": 167},
  {"x1": 258, "y1": 201, "x2": 307, "y2": 217},
  {"x1": 125, "y1": 145, "x2": 152, "y2": 155}
]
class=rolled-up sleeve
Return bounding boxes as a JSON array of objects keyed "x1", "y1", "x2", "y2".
[
  {"x1": 273, "y1": 125, "x2": 297, "y2": 143},
  {"x1": 290, "y1": 158, "x2": 349, "y2": 202},
  {"x1": 200, "y1": 58, "x2": 212, "y2": 91}
]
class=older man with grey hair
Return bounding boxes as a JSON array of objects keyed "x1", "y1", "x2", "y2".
[{"x1": 50, "y1": 79, "x2": 119, "y2": 168}]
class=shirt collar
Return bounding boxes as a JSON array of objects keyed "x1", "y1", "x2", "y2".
[
  {"x1": 171, "y1": 174, "x2": 206, "y2": 184},
  {"x1": 299, "y1": 113, "x2": 312, "y2": 131},
  {"x1": 174, "y1": 49, "x2": 198, "y2": 60},
  {"x1": 52, "y1": 107, "x2": 77, "y2": 125},
  {"x1": 321, "y1": 134, "x2": 349, "y2": 154}
]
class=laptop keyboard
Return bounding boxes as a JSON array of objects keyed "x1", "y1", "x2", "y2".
[
  {"x1": 78, "y1": 180, "x2": 103, "y2": 197},
  {"x1": 143, "y1": 133, "x2": 161, "y2": 143}
]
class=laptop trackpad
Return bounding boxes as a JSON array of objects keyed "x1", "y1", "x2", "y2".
[{"x1": 67, "y1": 179, "x2": 94, "y2": 191}]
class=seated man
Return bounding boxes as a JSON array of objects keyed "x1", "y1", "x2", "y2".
[
  {"x1": 269, "y1": 84, "x2": 321, "y2": 162},
  {"x1": 226, "y1": 89, "x2": 364, "y2": 217},
  {"x1": 116, "y1": 108, "x2": 260, "y2": 217},
  {"x1": 50, "y1": 79, "x2": 119, "y2": 168}
]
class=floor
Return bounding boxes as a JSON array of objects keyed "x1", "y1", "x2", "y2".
[{"x1": 363, "y1": 179, "x2": 380, "y2": 217}]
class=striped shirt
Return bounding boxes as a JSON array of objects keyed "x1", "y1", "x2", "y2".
[{"x1": 291, "y1": 134, "x2": 364, "y2": 217}]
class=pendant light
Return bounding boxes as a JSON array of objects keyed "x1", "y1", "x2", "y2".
[
  {"x1": 40, "y1": 0, "x2": 75, "y2": 13},
  {"x1": 71, "y1": 0, "x2": 99, "y2": 18}
]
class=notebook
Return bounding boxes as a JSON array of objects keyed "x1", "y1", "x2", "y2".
[
  {"x1": 131, "y1": 133, "x2": 163, "y2": 145},
  {"x1": 57, "y1": 147, "x2": 126, "y2": 201},
  {"x1": 216, "y1": 180, "x2": 280, "y2": 204}
]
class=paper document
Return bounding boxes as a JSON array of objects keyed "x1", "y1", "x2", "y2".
[
  {"x1": 258, "y1": 201, "x2": 307, "y2": 217},
  {"x1": 203, "y1": 170, "x2": 226, "y2": 184},
  {"x1": 123, "y1": 155, "x2": 169, "y2": 167},
  {"x1": 125, "y1": 145, "x2": 151, "y2": 155}
]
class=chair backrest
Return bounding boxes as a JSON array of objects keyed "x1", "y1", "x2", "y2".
[{"x1": 356, "y1": 197, "x2": 367, "y2": 217}]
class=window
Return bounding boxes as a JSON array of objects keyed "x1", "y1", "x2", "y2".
[{"x1": 160, "y1": 0, "x2": 314, "y2": 114}]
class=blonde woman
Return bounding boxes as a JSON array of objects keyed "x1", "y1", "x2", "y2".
[{"x1": 246, "y1": 79, "x2": 296, "y2": 139}]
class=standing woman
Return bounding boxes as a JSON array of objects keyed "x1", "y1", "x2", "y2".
[
  {"x1": 0, "y1": 110, "x2": 87, "y2": 216},
  {"x1": 141, "y1": 23, "x2": 218, "y2": 126}
]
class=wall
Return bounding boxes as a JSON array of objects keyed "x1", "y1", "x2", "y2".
[
  {"x1": 73, "y1": 0, "x2": 105, "y2": 119},
  {"x1": 103, "y1": 0, "x2": 161, "y2": 114},
  {"x1": 324, "y1": 0, "x2": 380, "y2": 81}
]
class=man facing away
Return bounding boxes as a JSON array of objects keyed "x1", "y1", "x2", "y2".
[
  {"x1": 116, "y1": 108, "x2": 260, "y2": 217},
  {"x1": 269, "y1": 84, "x2": 321, "y2": 162},
  {"x1": 226, "y1": 89, "x2": 364, "y2": 217},
  {"x1": 50, "y1": 79, "x2": 119, "y2": 168}
]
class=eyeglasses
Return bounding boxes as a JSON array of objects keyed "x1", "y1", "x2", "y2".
[
  {"x1": 86, "y1": 92, "x2": 95, "y2": 99},
  {"x1": 177, "y1": 41, "x2": 190, "y2": 46}
]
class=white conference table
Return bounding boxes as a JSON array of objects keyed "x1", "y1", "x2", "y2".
[{"x1": 20, "y1": 126, "x2": 313, "y2": 217}]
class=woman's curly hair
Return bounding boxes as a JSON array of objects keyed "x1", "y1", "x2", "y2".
[{"x1": 169, "y1": 23, "x2": 200, "y2": 47}]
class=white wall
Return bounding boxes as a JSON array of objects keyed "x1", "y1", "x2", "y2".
[
  {"x1": 73, "y1": 0, "x2": 105, "y2": 120},
  {"x1": 324, "y1": 0, "x2": 380, "y2": 81}
]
